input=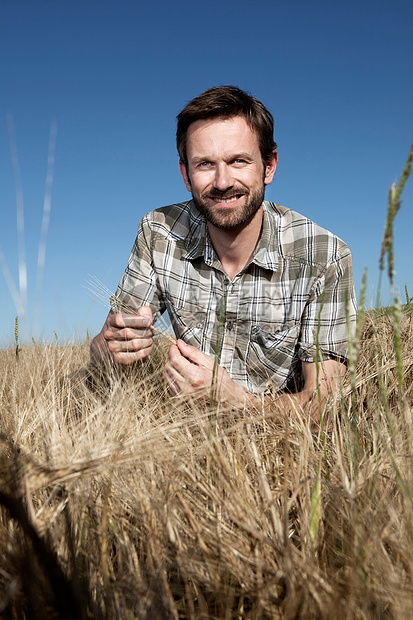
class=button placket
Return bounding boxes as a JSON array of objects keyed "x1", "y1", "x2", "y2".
[{"x1": 220, "y1": 279, "x2": 239, "y2": 371}]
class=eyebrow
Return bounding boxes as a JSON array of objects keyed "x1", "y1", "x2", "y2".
[{"x1": 190, "y1": 152, "x2": 254, "y2": 165}]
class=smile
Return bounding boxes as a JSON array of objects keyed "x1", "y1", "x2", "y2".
[{"x1": 210, "y1": 195, "x2": 243, "y2": 203}]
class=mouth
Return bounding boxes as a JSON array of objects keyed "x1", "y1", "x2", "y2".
[{"x1": 208, "y1": 193, "x2": 246, "y2": 204}]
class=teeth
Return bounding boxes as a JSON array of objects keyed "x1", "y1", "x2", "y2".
[{"x1": 213, "y1": 196, "x2": 239, "y2": 203}]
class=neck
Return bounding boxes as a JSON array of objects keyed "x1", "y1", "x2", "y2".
[{"x1": 207, "y1": 206, "x2": 264, "y2": 281}]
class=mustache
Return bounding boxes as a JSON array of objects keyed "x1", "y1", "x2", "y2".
[{"x1": 205, "y1": 188, "x2": 248, "y2": 200}]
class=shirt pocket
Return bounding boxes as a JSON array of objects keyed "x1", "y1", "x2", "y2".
[
  {"x1": 164, "y1": 296, "x2": 206, "y2": 348},
  {"x1": 246, "y1": 323, "x2": 301, "y2": 391}
]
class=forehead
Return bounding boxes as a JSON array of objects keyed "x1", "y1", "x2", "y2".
[{"x1": 186, "y1": 115, "x2": 260, "y2": 159}]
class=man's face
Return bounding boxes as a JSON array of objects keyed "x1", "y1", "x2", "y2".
[{"x1": 179, "y1": 116, "x2": 277, "y2": 232}]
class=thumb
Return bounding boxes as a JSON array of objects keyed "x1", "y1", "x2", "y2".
[
  {"x1": 137, "y1": 305, "x2": 153, "y2": 325},
  {"x1": 177, "y1": 339, "x2": 212, "y2": 368}
]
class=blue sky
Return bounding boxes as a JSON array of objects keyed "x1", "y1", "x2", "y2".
[{"x1": 1, "y1": 0, "x2": 412, "y2": 345}]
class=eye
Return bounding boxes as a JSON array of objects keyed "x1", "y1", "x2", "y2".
[{"x1": 233, "y1": 158, "x2": 247, "y2": 165}]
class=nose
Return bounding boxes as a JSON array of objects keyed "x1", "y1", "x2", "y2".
[{"x1": 214, "y1": 163, "x2": 232, "y2": 191}]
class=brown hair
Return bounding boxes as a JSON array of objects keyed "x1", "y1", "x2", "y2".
[{"x1": 176, "y1": 85, "x2": 277, "y2": 169}]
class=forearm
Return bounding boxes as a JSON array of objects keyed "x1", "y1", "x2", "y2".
[
  {"x1": 237, "y1": 386, "x2": 314, "y2": 415},
  {"x1": 264, "y1": 360, "x2": 346, "y2": 422},
  {"x1": 232, "y1": 383, "x2": 335, "y2": 434},
  {"x1": 165, "y1": 341, "x2": 342, "y2": 430}
]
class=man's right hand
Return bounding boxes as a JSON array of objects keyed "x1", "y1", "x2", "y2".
[{"x1": 90, "y1": 306, "x2": 153, "y2": 366}]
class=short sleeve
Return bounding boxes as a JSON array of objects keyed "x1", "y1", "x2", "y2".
[
  {"x1": 110, "y1": 216, "x2": 166, "y2": 322},
  {"x1": 297, "y1": 247, "x2": 357, "y2": 363}
]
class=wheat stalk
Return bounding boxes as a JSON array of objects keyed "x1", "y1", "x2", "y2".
[{"x1": 85, "y1": 275, "x2": 176, "y2": 344}]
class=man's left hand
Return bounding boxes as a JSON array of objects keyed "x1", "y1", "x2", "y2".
[{"x1": 165, "y1": 339, "x2": 247, "y2": 406}]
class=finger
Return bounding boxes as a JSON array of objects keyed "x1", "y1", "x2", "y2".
[
  {"x1": 166, "y1": 351, "x2": 211, "y2": 395},
  {"x1": 104, "y1": 326, "x2": 153, "y2": 344},
  {"x1": 168, "y1": 344, "x2": 199, "y2": 378},
  {"x1": 105, "y1": 310, "x2": 153, "y2": 338},
  {"x1": 112, "y1": 347, "x2": 152, "y2": 365},
  {"x1": 165, "y1": 353, "x2": 187, "y2": 388},
  {"x1": 108, "y1": 336, "x2": 153, "y2": 353},
  {"x1": 176, "y1": 340, "x2": 213, "y2": 369},
  {"x1": 164, "y1": 369, "x2": 181, "y2": 396},
  {"x1": 165, "y1": 354, "x2": 195, "y2": 393},
  {"x1": 137, "y1": 305, "x2": 153, "y2": 323},
  {"x1": 109, "y1": 312, "x2": 152, "y2": 330}
]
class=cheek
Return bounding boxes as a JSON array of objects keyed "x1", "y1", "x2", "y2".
[
  {"x1": 239, "y1": 170, "x2": 262, "y2": 188},
  {"x1": 189, "y1": 174, "x2": 212, "y2": 195}
]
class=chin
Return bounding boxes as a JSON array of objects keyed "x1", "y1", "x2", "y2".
[
  {"x1": 192, "y1": 187, "x2": 265, "y2": 231},
  {"x1": 209, "y1": 208, "x2": 260, "y2": 231}
]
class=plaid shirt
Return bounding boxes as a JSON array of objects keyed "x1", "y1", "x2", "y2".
[{"x1": 112, "y1": 200, "x2": 357, "y2": 394}]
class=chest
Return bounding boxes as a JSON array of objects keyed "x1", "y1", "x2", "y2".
[{"x1": 157, "y1": 253, "x2": 322, "y2": 330}]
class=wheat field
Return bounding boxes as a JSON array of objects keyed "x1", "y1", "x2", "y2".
[
  {"x1": 0, "y1": 304, "x2": 412, "y2": 619},
  {"x1": 1, "y1": 146, "x2": 412, "y2": 618}
]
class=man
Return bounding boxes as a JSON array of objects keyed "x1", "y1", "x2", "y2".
[{"x1": 91, "y1": 86, "x2": 356, "y2": 421}]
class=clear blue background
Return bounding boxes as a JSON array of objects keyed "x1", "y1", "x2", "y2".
[{"x1": 1, "y1": 0, "x2": 412, "y2": 345}]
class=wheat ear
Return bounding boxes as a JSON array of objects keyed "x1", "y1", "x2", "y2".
[{"x1": 85, "y1": 275, "x2": 177, "y2": 344}]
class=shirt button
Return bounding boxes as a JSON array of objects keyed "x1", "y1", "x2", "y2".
[
  {"x1": 227, "y1": 321, "x2": 233, "y2": 331},
  {"x1": 223, "y1": 277, "x2": 230, "y2": 286}
]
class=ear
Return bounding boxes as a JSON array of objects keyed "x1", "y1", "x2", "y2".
[
  {"x1": 264, "y1": 150, "x2": 278, "y2": 186},
  {"x1": 179, "y1": 160, "x2": 192, "y2": 192}
]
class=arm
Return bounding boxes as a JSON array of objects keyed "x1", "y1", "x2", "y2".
[
  {"x1": 165, "y1": 340, "x2": 345, "y2": 424},
  {"x1": 90, "y1": 306, "x2": 153, "y2": 366},
  {"x1": 165, "y1": 339, "x2": 247, "y2": 404},
  {"x1": 90, "y1": 212, "x2": 167, "y2": 367},
  {"x1": 271, "y1": 359, "x2": 346, "y2": 426}
]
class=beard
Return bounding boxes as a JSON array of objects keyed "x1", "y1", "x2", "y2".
[{"x1": 192, "y1": 184, "x2": 266, "y2": 231}]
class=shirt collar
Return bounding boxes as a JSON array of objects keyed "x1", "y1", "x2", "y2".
[
  {"x1": 183, "y1": 200, "x2": 279, "y2": 271},
  {"x1": 251, "y1": 201, "x2": 279, "y2": 271},
  {"x1": 183, "y1": 201, "x2": 212, "y2": 262}
]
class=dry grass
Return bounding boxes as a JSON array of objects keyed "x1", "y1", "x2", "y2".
[{"x1": 0, "y1": 308, "x2": 412, "y2": 619}]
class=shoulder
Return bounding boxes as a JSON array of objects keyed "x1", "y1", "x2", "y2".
[
  {"x1": 264, "y1": 202, "x2": 352, "y2": 267},
  {"x1": 140, "y1": 200, "x2": 204, "y2": 241}
]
